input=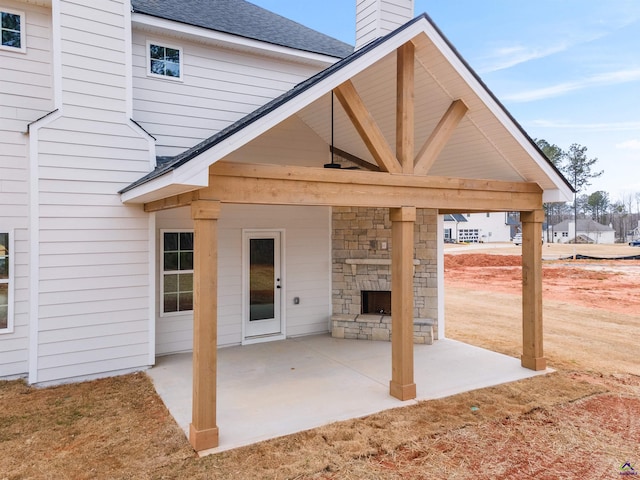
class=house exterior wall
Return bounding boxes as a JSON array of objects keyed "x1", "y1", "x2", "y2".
[
  {"x1": 1, "y1": 0, "x2": 339, "y2": 383},
  {"x1": 552, "y1": 224, "x2": 616, "y2": 244},
  {"x1": 155, "y1": 204, "x2": 332, "y2": 354},
  {"x1": 445, "y1": 213, "x2": 512, "y2": 243},
  {"x1": 131, "y1": 29, "x2": 326, "y2": 157},
  {"x1": 0, "y1": 0, "x2": 53, "y2": 377},
  {"x1": 28, "y1": 0, "x2": 155, "y2": 383}
]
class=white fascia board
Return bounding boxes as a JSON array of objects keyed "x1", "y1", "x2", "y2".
[
  {"x1": 119, "y1": 167, "x2": 206, "y2": 204},
  {"x1": 418, "y1": 19, "x2": 572, "y2": 196},
  {"x1": 543, "y1": 189, "x2": 572, "y2": 203},
  {"x1": 132, "y1": 13, "x2": 342, "y2": 67}
]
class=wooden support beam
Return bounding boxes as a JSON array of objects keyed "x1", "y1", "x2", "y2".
[
  {"x1": 330, "y1": 146, "x2": 381, "y2": 171},
  {"x1": 414, "y1": 100, "x2": 468, "y2": 176},
  {"x1": 389, "y1": 206, "x2": 417, "y2": 400},
  {"x1": 520, "y1": 209, "x2": 546, "y2": 371},
  {"x1": 396, "y1": 42, "x2": 415, "y2": 174},
  {"x1": 204, "y1": 162, "x2": 543, "y2": 212},
  {"x1": 144, "y1": 191, "x2": 199, "y2": 213},
  {"x1": 334, "y1": 80, "x2": 402, "y2": 174},
  {"x1": 189, "y1": 200, "x2": 221, "y2": 451}
]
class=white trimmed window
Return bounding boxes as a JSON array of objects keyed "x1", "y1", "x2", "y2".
[
  {"x1": 0, "y1": 231, "x2": 14, "y2": 333},
  {"x1": 1, "y1": 8, "x2": 25, "y2": 52},
  {"x1": 161, "y1": 231, "x2": 193, "y2": 315},
  {"x1": 147, "y1": 41, "x2": 182, "y2": 80}
]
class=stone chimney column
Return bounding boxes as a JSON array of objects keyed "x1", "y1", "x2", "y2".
[{"x1": 355, "y1": 0, "x2": 415, "y2": 50}]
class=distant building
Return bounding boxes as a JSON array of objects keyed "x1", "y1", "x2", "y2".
[
  {"x1": 550, "y1": 219, "x2": 615, "y2": 244},
  {"x1": 444, "y1": 212, "x2": 515, "y2": 243}
]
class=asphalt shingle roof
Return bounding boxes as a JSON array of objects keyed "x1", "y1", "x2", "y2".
[
  {"x1": 553, "y1": 219, "x2": 614, "y2": 232},
  {"x1": 131, "y1": 0, "x2": 354, "y2": 58}
]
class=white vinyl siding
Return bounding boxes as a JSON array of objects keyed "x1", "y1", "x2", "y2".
[
  {"x1": 355, "y1": 0, "x2": 414, "y2": 49},
  {"x1": 155, "y1": 204, "x2": 332, "y2": 355},
  {"x1": 30, "y1": 0, "x2": 154, "y2": 383},
  {"x1": 0, "y1": 1, "x2": 52, "y2": 378},
  {"x1": 132, "y1": 29, "x2": 324, "y2": 156}
]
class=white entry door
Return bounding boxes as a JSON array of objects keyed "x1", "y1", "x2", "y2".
[{"x1": 243, "y1": 231, "x2": 283, "y2": 343}]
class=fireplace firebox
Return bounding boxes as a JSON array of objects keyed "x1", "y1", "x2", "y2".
[{"x1": 361, "y1": 290, "x2": 391, "y2": 315}]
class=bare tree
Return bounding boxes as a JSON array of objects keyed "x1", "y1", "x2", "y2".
[{"x1": 563, "y1": 144, "x2": 602, "y2": 243}]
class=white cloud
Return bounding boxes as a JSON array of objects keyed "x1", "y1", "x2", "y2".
[
  {"x1": 528, "y1": 120, "x2": 640, "y2": 131},
  {"x1": 503, "y1": 68, "x2": 640, "y2": 103},
  {"x1": 616, "y1": 139, "x2": 640, "y2": 150},
  {"x1": 478, "y1": 43, "x2": 569, "y2": 73}
]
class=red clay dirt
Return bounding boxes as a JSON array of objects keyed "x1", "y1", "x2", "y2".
[{"x1": 444, "y1": 254, "x2": 640, "y2": 315}]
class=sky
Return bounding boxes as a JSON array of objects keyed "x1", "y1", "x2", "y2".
[{"x1": 249, "y1": 0, "x2": 640, "y2": 203}]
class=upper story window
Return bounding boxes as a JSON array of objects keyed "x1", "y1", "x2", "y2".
[
  {"x1": 147, "y1": 41, "x2": 182, "y2": 80},
  {"x1": 0, "y1": 231, "x2": 13, "y2": 333},
  {"x1": 161, "y1": 231, "x2": 193, "y2": 315},
  {"x1": 1, "y1": 9, "x2": 25, "y2": 53}
]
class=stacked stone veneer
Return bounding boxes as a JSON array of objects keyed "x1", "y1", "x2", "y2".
[{"x1": 331, "y1": 207, "x2": 438, "y2": 343}]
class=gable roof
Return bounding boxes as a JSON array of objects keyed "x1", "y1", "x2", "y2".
[
  {"x1": 131, "y1": 0, "x2": 354, "y2": 59},
  {"x1": 553, "y1": 219, "x2": 614, "y2": 232},
  {"x1": 443, "y1": 214, "x2": 468, "y2": 222},
  {"x1": 121, "y1": 14, "x2": 574, "y2": 204}
]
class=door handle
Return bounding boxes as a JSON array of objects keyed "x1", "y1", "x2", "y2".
[{"x1": 276, "y1": 278, "x2": 281, "y2": 289}]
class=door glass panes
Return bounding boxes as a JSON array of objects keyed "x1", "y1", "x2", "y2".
[{"x1": 249, "y1": 238, "x2": 275, "y2": 321}]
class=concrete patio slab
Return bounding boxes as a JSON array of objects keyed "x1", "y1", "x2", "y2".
[{"x1": 147, "y1": 335, "x2": 550, "y2": 454}]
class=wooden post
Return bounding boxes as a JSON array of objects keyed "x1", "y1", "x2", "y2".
[
  {"x1": 520, "y1": 209, "x2": 546, "y2": 371},
  {"x1": 189, "y1": 200, "x2": 221, "y2": 451},
  {"x1": 389, "y1": 206, "x2": 417, "y2": 400},
  {"x1": 396, "y1": 42, "x2": 414, "y2": 174}
]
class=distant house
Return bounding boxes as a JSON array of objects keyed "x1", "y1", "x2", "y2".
[
  {"x1": 444, "y1": 213, "x2": 515, "y2": 243},
  {"x1": 550, "y1": 219, "x2": 615, "y2": 244}
]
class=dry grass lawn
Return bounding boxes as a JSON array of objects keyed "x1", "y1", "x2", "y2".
[{"x1": 1, "y1": 243, "x2": 639, "y2": 479}]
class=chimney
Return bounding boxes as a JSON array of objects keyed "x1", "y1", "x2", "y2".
[{"x1": 355, "y1": 0, "x2": 415, "y2": 50}]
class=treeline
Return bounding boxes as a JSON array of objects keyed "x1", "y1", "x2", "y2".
[{"x1": 537, "y1": 139, "x2": 639, "y2": 242}]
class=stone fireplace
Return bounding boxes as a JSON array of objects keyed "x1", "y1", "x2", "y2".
[{"x1": 331, "y1": 207, "x2": 438, "y2": 344}]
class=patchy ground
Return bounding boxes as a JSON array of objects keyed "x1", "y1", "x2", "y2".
[
  {"x1": 445, "y1": 253, "x2": 640, "y2": 315},
  {"x1": 1, "y1": 249, "x2": 639, "y2": 479}
]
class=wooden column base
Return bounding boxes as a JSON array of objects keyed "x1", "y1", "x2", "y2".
[
  {"x1": 189, "y1": 423, "x2": 219, "y2": 451},
  {"x1": 389, "y1": 381, "x2": 417, "y2": 401},
  {"x1": 521, "y1": 355, "x2": 546, "y2": 371}
]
